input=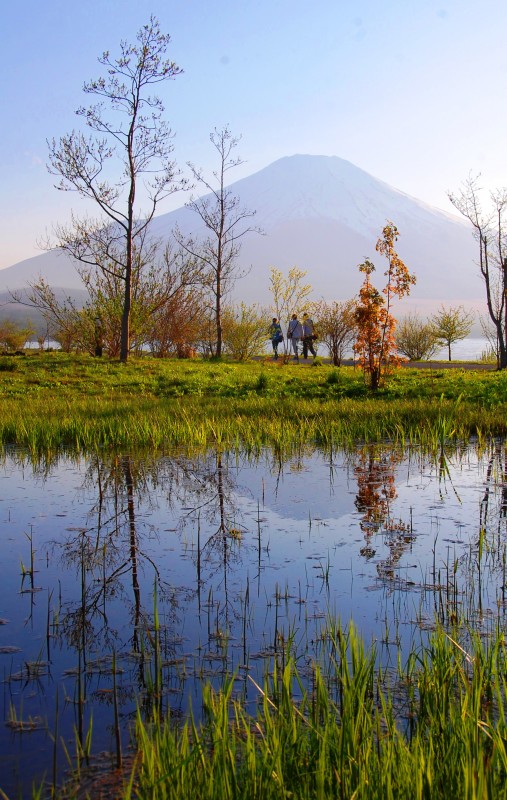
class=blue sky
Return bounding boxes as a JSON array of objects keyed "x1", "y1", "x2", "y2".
[{"x1": 1, "y1": 0, "x2": 506, "y2": 269}]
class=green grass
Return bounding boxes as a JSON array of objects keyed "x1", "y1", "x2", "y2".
[
  {"x1": 55, "y1": 622, "x2": 507, "y2": 799},
  {"x1": 0, "y1": 353, "x2": 506, "y2": 452}
]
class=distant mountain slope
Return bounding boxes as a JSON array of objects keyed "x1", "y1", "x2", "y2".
[
  {"x1": 0, "y1": 252, "x2": 85, "y2": 292},
  {"x1": 0, "y1": 288, "x2": 90, "y2": 335},
  {"x1": 0, "y1": 155, "x2": 481, "y2": 311}
]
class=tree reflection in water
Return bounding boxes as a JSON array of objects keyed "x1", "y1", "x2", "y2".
[
  {"x1": 50, "y1": 452, "x2": 198, "y2": 740},
  {"x1": 352, "y1": 445, "x2": 415, "y2": 581},
  {"x1": 481, "y1": 441, "x2": 507, "y2": 530},
  {"x1": 49, "y1": 450, "x2": 254, "y2": 723}
]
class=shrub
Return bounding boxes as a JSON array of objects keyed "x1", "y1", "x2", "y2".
[
  {"x1": 0, "y1": 357, "x2": 17, "y2": 372},
  {"x1": 396, "y1": 313, "x2": 438, "y2": 360}
]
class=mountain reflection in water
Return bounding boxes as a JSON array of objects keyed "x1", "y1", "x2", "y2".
[{"x1": 0, "y1": 441, "x2": 506, "y2": 796}]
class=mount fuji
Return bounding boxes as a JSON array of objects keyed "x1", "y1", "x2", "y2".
[{"x1": 0, "y1": 154, "x2": 481, "y2": 315}]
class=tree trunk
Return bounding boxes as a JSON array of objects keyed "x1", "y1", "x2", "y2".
[
  {"x1": 370, "y1": 367, "x2": 380, "y2": 391},
  {"x1": 120, "y1": 239, "x2": 132, "y2": 362},
  {"x1": 120, "y1": 185, "x2": 135, "y2": 361},
  {"x1": 502, "y1": 257, "x2": 507, "y2": 369},
  {"x1": 120, "y1": 284, "x2": 131, "y2": 362},
  {"x1": 499, "y1": 337, "x2": 507, "y2": 370},
  {"x1": 216, "y1": 264, "x2": 222, "y2": 358}
]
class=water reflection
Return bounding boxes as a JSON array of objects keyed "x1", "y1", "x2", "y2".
[
  {"x1": 480, "y1": 441, "x2": 507, "y2": 527},
  {"x1": 353, "y1": 446, "x2": 415, "y2": 580},
  {"x1": 0, "y1": 440, "x2": 506, "y2": 796}
]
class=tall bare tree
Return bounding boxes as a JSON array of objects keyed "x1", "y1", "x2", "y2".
[
  {"x1": 174, "y1": 127, "x2": 260, "y2": 358},
  {"x1": 448, "y1": 176, "x2": 507, "y2": 369},
  {"x1": 47, "y1": 16, "x2": 186, "y2": 361}
]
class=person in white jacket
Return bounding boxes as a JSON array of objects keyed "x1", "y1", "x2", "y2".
[{"x1": 287, "y1": 313, "x2": 303, "y2": 360}]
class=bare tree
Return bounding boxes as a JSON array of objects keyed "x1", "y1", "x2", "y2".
[
  {"x1": 12, "y1": 238, "x2": 199, "y2": 356},
  {"x1": 480, "y1": 313, "x2": 501, "y2": 366},
  {"x1": 12, "y1": 280, "x2": 86, "y2": 352},
  {"x1": 145, "y1": 286, "x2": 203, "y2": 358},
  {"x1": 174, "y1": 127, "x2": 260, "y2": 358},
  {"x1": 314, "y1": 299, "x2": 356, "y2": 366},
  {"x1": 430, "y1": 304, "x2": 475, "y2": 361},
  {"x1": 448, "y1": 176, "x2": 507, "y2": 369},
  {"x1": 47, "y1": 16, "x2": 186, "y2": 361}
]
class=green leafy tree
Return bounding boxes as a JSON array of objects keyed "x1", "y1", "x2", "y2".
[
  {"x1": 431, "y1": 304, "x2": 475, "y2": 361},
  {"x1": 0, "y1": 319, "x2": 34, "y2": 350},
  {"x1": 47, "y1": 16, "x2": 186, "y2": 361},
  {"x1": 269, "y1": 266, "x2": 313, "y2": 355},
  {"x1": 221, "y1": 303, "x2": 267, "y2": 361},
  {"x1": 396, "y1": 313, "x2": 438, "y2": 361}
]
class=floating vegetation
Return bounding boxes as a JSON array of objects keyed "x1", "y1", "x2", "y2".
[{"x1": 6, "y1": 704, "x2": 44, "y2": 732}]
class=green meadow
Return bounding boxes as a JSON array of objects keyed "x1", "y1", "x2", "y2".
[{"x1": 0, "y1": 353, "x2": 506, "y2": 454}]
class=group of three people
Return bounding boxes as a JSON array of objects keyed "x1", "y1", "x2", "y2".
[{"x1": 269, "y1": 313, "x2": 317, "y2": 360}]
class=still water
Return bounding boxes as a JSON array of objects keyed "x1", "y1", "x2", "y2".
[{"x1": 0, "y1": 441, "x2": 506, "y2": 796}]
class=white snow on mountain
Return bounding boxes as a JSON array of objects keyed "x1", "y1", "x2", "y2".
[{"x1": 0, "y1": 154, "x2": 481, "y2": 313}]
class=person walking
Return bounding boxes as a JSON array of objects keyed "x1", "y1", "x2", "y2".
[
  {"x1": 268, "y1": 317, "x2": 283, "y2": 359},
  {"x1": 287, "y1": 313, "x2": 303, "y2": 360},
  {"x1": 302, "y1": 313, "x2": 317, "y2": 359}
]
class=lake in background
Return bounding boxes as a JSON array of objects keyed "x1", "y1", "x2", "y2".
[
  {"x1": 26, "y1": 337, "x2": 492, "y2": 361},
  {"x1": 432, "y1": 336, "x2": 490, "y2": 361}
]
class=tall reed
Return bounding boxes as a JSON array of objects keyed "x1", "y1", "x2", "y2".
[{"x1": 123, "y1": 623, "x2": 507, "y2": 800}]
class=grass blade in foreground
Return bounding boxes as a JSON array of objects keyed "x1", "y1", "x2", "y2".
[{"x1": 124, "y1": 624, "x2": 507, "y2": 800}]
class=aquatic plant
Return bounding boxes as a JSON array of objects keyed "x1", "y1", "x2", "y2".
[{"x1": 125, "y1": 624, "x2": 507, "y2": 800}]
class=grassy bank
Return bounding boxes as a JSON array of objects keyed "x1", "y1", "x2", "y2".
[
  {"x1": 1, "y1": 353, "x2": 506, "y2": 452},
  {"x1": 57, "y1": 623, "x2": 507, "y2": 800}
]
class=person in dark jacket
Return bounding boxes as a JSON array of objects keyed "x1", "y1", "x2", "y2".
[{"x1": 268, "y1": 317, "x2": 283, "y2": 359}]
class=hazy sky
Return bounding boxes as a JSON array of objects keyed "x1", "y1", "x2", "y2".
[{"x1": 1, "y1": 0, "x2": 506, "y2": 270}]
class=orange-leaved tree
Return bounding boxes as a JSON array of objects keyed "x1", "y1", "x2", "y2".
[{"x1": 354, "y1": 222, "x2": 415, "y2": 390}]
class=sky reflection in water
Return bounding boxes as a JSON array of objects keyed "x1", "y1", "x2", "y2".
[{"x1": 0, "y1": 441, "x2": 506, "y2": 796}]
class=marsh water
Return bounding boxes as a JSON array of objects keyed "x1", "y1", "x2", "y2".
[{"x1": 1, "y1": 440, "x2": 506, "y2": 796}]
